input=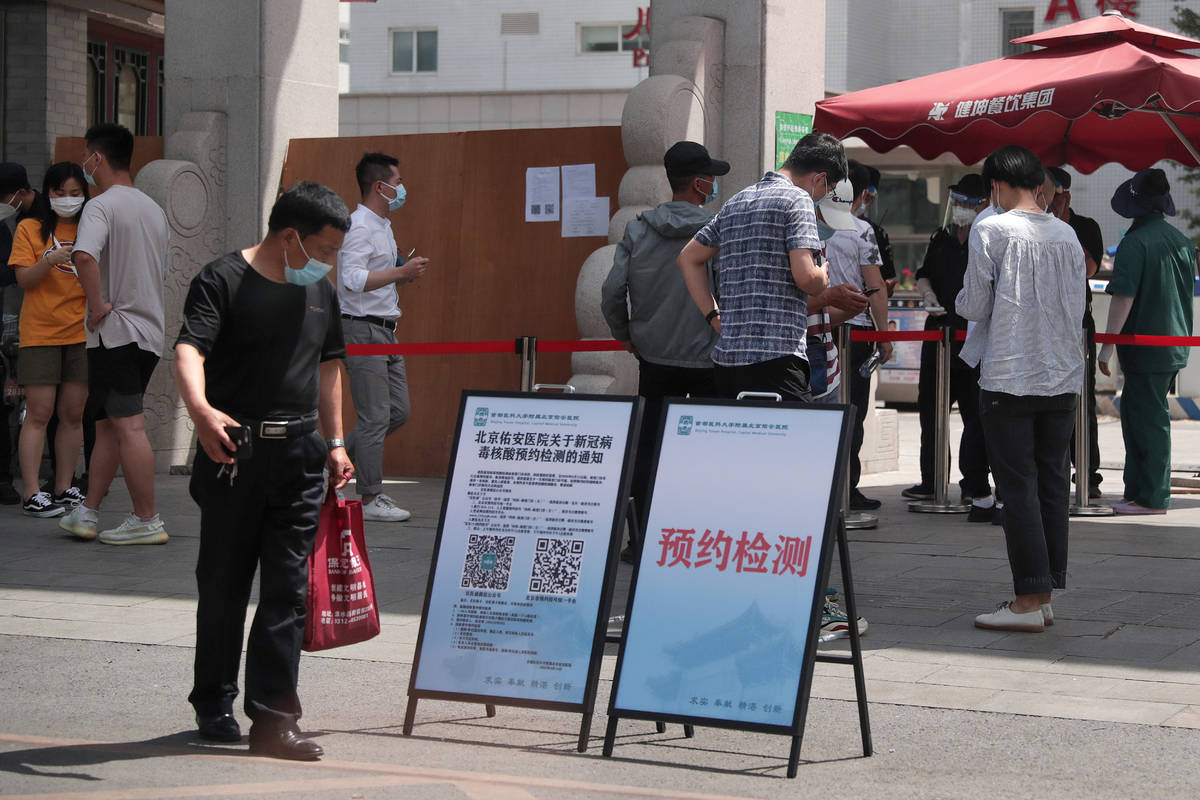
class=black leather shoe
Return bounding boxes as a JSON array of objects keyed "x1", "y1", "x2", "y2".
[
  {"x1": 196, "y1": 712, "x2": 241, "y2": 742},
  {"x1": 966, "y1": 504, "x2": 995, "y2": 523},
  {"x1": 248, "y1": 727, "x2": 323, "y2": 761},
  {"x1": 849, "y1": 490, "x2": 882, "y2": 511},
  {"x1": 992, "y1": 505, "x2": 1005, "y2": 526}
]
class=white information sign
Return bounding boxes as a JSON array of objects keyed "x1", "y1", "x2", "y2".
[
  {"x1": 562, "y1": 196, "x2": 610, "y2": 238},
  {"x1": 411, "y1": 393, "x2": 636, "y2": 708},
  {"x1": 525, "y1": 166, "x2": 560, "y2": 222},
  {"x1": 611, "y1": 401, "x2": 847, "y2": 728}
]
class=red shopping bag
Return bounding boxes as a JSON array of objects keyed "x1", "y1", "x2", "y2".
[{"x1": 303, "y1": 491, "x2": 380, "y2": 651}]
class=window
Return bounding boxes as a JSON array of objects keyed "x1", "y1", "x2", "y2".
[
  {"x1": 339, "y1": 27, "x2": 350, "y2": 63},
  {"x1": 579, "y1": 23, "x2": 649, "y2": 54},
  {"x1": 1001, "y1": 9, "x2": 1035, "y2": 56},
  {"x1": 391, "y1": 29, "x2": 437, "y2": 73},
  {"x1": 87, "y1": 41, "x2": 106, "y2": 128},
  {"x1": 112, "y1": 46, "x2": 149, "y2": 134}
]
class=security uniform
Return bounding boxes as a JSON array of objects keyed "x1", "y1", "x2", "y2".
[
  {"x1": 914, "y1": 227, "x2": 990, "y2": 498},
  {"x1": 178, "y1": 251, "x2": 345, "y2": 732}
]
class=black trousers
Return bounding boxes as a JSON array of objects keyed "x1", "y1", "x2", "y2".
[
  {"x1": 845, "y1": 329, "x2": 873, "y2": 492},
  {"x1": 1070, "y1": 316, "x2": 1102, "y2": 489},
  {"x1": 188, "y1": 430, "x2": 326, "y2": 730},
  {"x1": 714, "y1": 355, "x2": 810, "y2": 403},
  {"x1": 979, "y1": 390, "x2": 1076, "y2": 596},
  {"x1": 916, "y1": 340, "x2": 991, "y2": 497},
  {"x1": 632, "y1": 359, "x2": 717, "y2": 513}
]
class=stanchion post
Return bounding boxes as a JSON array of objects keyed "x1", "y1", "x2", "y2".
[
  {"x1": 1071, "y1": 326, "x2": 1114, "y2": 516},
  {"x1": 909, "y1": 326, "x2": 969, "y2": 514},
  {"x1": 839, "y1": 325, "x2": 877, "y2": 530},
  {"x1": 515, "y1": 335, "x2": 538, "y2": 392}
]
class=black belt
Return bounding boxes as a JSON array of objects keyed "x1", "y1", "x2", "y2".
[
  {"x1": 342, "y1": 313, "x2": 396, "y2": 332},
  {"x1": 237, "y1": 413, "x2": 319, "y2": 440}
]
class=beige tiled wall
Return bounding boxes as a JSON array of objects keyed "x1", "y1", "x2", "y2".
[{"x1": 339, "y1": 90, "x2": 628, "y2": 137}]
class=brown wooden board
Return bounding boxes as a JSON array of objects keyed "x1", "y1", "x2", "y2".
[
  {"x1": 52, "y1": 136, "x2": 164, "y2": 180},
  {"x1": 280, "y1": 127, "x2": 625, "y2": 477}
]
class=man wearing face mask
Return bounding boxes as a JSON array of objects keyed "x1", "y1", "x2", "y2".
[
  {"x1": 903, "y1": 175, "x2": 993, "y2": 514},
  {"x1": 601, "y1": 140, "x2": 726, "y2": 523},
  {"x1": 175, "y1": 181, "x2": 355, "y2": 759},
  {"x1": 58, "y1": 124, "x2": 170, "y2": 545},
  {"x1": 677, "y1": 132, "x2": 846, "y2": 401},
  {"x1": 338, "y1": 152, "x2": 429, "y2": 523},
  {"x1": 0, "y1": 163, "x2": 40, "y2": 505}
]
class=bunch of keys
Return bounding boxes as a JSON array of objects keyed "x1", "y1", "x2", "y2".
[{"x1": 216, "y1": 425, "x2": 254, "y2": 485}]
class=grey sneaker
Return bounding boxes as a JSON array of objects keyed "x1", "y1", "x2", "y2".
[
  {"x1": 362, "y1": 493, "x2": 411, "y2": 522},
  {"x1": 98, "y1": 513, "x2": 169, "y2": 545},
  {"x1": 59, "y1": 503, "x2": 100, "y2": 539}
]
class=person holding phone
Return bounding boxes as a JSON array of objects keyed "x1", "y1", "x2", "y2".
[
  {"x1": 8, "y1": 162, "x2": 90, "y2": 517},
  {"x1": 337, "y1": 152, "x2": 428, "y2": 523}
]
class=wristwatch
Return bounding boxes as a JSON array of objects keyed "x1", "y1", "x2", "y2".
[
  {"x1": 705, "y1": 308, "x2": 721, "y2": 323},
  {"x1": 326, "y1": 438, "x2": 346, "y2": 451}
]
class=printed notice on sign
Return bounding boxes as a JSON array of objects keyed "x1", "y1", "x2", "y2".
[
  {"x1": 612, "y1": 402, "x2": 845, "y2": 726},
  {"x1": 413, "y1": 394, "x2": 634, "y2": 706},
  {"x1": 525, "y1": 166, "x2": 560, "y2": 222}
]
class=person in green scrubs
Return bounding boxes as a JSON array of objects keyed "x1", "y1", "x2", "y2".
[{"x1": 1099, "y1": 169, "x2": 1196, "y2": 515}]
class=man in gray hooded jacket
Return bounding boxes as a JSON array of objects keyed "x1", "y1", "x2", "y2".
[{"x1": 602, "y1": 141, "x2": 728, "y2": 521}]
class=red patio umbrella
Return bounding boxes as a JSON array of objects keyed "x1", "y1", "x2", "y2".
[{"x1": 812, "y1": 11, "x2": 1200, "y2": 173}]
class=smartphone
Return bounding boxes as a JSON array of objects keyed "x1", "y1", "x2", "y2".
[
  {"x1": 863, "y1": 287, "x2": 881, "y2": 296},
  {"x1": 223, "y1": 425, "x2": 253, "y2": 460}
]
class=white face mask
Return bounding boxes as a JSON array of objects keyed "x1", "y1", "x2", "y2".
[
  {"x1": 0, "y1": 193, "x2": 19, "y2": 222},
  {"x1": 951, "y1": 206, "x2": 978, "y2": 227},
  {"x1": 50, "y1": 196, "x2": 85, "y2": 217}
]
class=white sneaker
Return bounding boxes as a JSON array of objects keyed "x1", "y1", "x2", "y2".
[
  {"x1": 1040, "y1": 603, "x2": 1054, "y2": 626},
  {"x1": 98, "y1": 513, "x2": 169, "y2": 545},
  {"x1": 59, "y1": 503, "x2": 100, "y2": 540},
  {"x1": 975, "y1": 601, "x2": 1044, "y2": 632},
  {"x1": 362, "y1": 494, "x2": 411, "y2": 522}
]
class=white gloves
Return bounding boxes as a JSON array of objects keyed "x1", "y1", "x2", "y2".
[{"x1": 923, "y1": 291, "x2": 946, "y2": 316}]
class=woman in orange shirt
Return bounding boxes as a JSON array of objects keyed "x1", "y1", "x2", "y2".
[{"x1": 9, "y1": 162, "x2": 90, "y2": 517}]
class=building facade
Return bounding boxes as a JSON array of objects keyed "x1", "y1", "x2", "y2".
[{"x1": 339, "y1": 0, "x2": 1199, "y2": 264}]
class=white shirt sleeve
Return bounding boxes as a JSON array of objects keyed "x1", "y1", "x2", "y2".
[
  {"x1": 338, "y1": 224, "x2": 374, "y2": 293},
  {"x1": 72, "y1": 198, "x2": 108, "y2": 261}
]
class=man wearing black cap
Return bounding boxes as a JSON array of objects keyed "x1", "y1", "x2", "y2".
[
  {"x1": 1047, "y1": 167, "x2": 1104, "y2": 499},
  {"x1": 602, "y1": 141, "x2": 727, "y2": 520},
  {"x1": 0, "y1": 162, "x2": 39, "y2": 505},
  {"x1": 1100, "y1": 169, "x2": 1195, "y2": 515},
  {"x1": 904, "y1": 174, "x2": 993, "y2": 513}
]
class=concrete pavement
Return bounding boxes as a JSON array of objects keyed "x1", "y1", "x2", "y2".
[{"x1": 0, "y1": 410, "x2": 1198, "y2": 797}]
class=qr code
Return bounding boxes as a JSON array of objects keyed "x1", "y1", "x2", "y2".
[
  {"x1": 545, "y1": 203, "x2": 555, "y2": 214},
  {"x1": 461, "y1": 534, "x2": 516, "y2": 591},
  {"x1": 530, "y1": 204, "x2": 541, "y2": 214},
  {"x1": 528, "y1": 537, "x2": 584, "y2": 596}
]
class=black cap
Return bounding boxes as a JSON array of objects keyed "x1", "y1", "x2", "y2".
[
  {"x1": 949, "y1": 173, "x2": 986, "y2": 200},
  {"x1": 0, "y1": 162, "x2": 30, "y2": 194},
  {"x1": 1047, "y1": 167, "x2": 1071, "y2": 191},
  {"x1": 664, "y1": 141, "x2": 730, "y2": 179},
  {"x1": 1111, "y1": 168, "x2": 1174, "y2": 219}
]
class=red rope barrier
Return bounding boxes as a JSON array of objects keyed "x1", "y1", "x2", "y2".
[
  {"x1": 850, "y1": 330, "x2": 941, "y2": 342},
  {"x1": 346, "y1": 341, "x2": 514, "y2": 356},
  {"x1": 1094, "y1": 334, "x2": 1200, "y2": 346},
  {"x1": 537, "y1": 339, "x2": 625, "y2": 353}
]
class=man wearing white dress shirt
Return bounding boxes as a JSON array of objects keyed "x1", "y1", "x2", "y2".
[{"x1": 338, "y1": 153, "x2": 429, "y2": 522}]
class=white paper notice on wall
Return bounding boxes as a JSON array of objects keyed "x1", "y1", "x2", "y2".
[
  {"x1": 561, "y1": 163, "x2": 597, "y2": 200},
  {"x1": 525, "y1": 166, "x2": 560, "y2": 222},
  {"x1": 562, "y1": 196, "x2": 610, "y2": 238}
]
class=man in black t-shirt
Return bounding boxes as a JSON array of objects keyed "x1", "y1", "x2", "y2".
[
  {"x1": 1048, "y1": 167, "x2": 1103, "y2": 497},
  {"x1": 175, "y1": 182, "x2": 354, "y2": 761}
]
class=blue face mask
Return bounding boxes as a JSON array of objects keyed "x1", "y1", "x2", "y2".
[
  {"x1": 284, "y1": 237, "x2": 334, "y2": 286},
  {"x1": 699, "y1": 177, "x2": 718, "y2": 205},
  {"x1": 82, "y1": 153, "x2": 98, "y2": 187},
  {"x1": 812, "y1": 175, "x2": 829, "y2": 206},
  {"x1": 380, "y1": 181, "x2": 406, "y2": 211}
]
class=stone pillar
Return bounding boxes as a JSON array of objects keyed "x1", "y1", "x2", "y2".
[
  {"x1": 163, "y1": 0, "x2": 339, "y2": 249},
  {"x1": 136, "y1": 112, "x2": 227, "y2": 470}
]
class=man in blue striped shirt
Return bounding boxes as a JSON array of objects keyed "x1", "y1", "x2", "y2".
[{"x1": 677, "y1": 132, "x2": 854, "y2": 401}]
